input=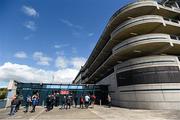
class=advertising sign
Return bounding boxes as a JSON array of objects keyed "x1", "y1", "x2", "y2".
[{"x1": 60, "y1": 90, "x2": 69, "y2": 95}]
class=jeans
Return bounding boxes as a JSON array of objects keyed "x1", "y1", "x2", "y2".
[
  {"x1": 60, "y1": 103, "x2": 65, "y2": 109},
  {"x1": 108, "y1": 101, "x2": 111, "y2": 108},
  {"x1": 9, "y1": 105, "x2": 16, "y2": 115},
  {"x1": 25, "y1": 103, "x2": 30, "y2": 112},
  {"x1": 80, "y1": 102, "x2": 83, "y2": 108},
  {"x1": 85, "y1": 101, "x2": 89, "y2": 108},
  {"x1": 31, "y1": 105, "x2": 36, "y2": 112},
  {"x1": 66, "y1": 103, "x2": 71, "y2": 109}
]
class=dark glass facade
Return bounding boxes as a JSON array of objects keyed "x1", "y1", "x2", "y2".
[
  {"x1": 16, "y1": 83, "x2": 109, "y2": 105},
  {"x1": 116, "y1": 66, "x2": 180, "y2": 86}
]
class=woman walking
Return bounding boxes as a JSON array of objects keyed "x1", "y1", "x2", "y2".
[
  {"x1": 30, "y1": 95, "x2": 38, "y2": 112},
  {"x1": 79, "y1": 95, "x2": 84, "y2": 109}
]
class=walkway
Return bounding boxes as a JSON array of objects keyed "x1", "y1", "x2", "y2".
[{"x1": 1, "y1": 105, "x2": 180, "y2": 120}]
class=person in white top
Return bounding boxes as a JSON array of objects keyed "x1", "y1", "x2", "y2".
[
  {"x1": 84, "y1": 94, "x2": 90, "y2": 108},
  {"x1": 107, "y1": 94, "x2": 111, "y2": 108}
]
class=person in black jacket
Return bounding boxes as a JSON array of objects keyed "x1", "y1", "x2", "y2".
[
  {"x1": 74, "y1": 95, "x2": 78, "y2": 108},
  {"x1": 46, "y1": 95, "x2": 51, "y2": 112},
  {"x1": 15, "y1": 95, "x2": 23, "y2": 112},
  {"x1": 66, "y1": 96, "x2": 71, "y2": 109},
  {"x1": 60, "y1": 95, "x2": 66, "y2": 109},
  {"x1": 50, "y1": 94, "x2": 55, "y2": 110},
  {"x1": 55, "y1": 92, "x2": 60, "y2": 107}
]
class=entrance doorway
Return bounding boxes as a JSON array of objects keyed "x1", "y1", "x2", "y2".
[{"x1": 16, "y1": 83, "x2": 108, "y2": 106}]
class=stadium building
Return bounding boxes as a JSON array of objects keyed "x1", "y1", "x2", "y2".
[{"x1": 73, "y1": 0, "x2": 180, "y2": 109}]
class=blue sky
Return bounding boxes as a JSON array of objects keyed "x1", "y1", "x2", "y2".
[{"x1": 0, "y1": 0, "x2": 134, "y2": 87}]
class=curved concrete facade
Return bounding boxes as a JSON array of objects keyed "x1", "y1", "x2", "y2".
[
  {"x1": 83, "y1": 1, "x2": 180, "y2": 71},
  {"x1": 113, "y1": 33, "x2": 180, "y2": 56},
  {"x1": 83, "y1": 15, "x2": 180, "y2": 83},
  {"x1": 114, "y1": 55, "x2": 180, "y2": 110},
  {"x1": 73, "y1": 1, "x2": 180, "y2": 110}
]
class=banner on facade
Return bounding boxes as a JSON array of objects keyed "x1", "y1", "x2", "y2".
[{"x1": 60, "y1": 90, "x2": 69, "y2": 95}]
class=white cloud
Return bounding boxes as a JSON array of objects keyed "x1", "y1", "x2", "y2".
[
  {"x1": 54, "y1": 68, "x2": 78, "y2": 83},
  {"x1": 33, "y1": 52, "x2": 52, "y2": 66},
  {"x1": 54, "y1": 45, "x2": 61, "y2": 49},
  {"x1": 60, "y1": 19, "x2": 83, "y2": 30},
  {"x1": 0, "y1": 62, "x2": 82, "y2": 84},
  {"x1": 88, "y1": 33, "x2": 94, "y2": 37},
  {"x1": 60, "y1": 19, "x2": 95, "y2": 38},
  {"x1": 54, "y1": 44, "x2": 69, "y2": 49},
  {"x1": 60, "y1": 19, "x2": 73, "y2": 27},
  {"x1": 90, "y1": 42, "x2": 96, "y2": 50},
  {"x1": 55, "y1": 56, "x2": 86, "y2": 70},
  {"x1": 14, "y1": 51, "x2": 27, "y2": 59},
  {"x1": 71, "y1": 57, "x2": 86, "y2": 69},
  {"x1": 0, "y1": 62, "x2": 53, "y2": 83},
  {"x1": 56, "y1": 51, "x2": 65, "y2": 56},
  {"x1": 72, "y1": 30, "x2": 80, "y2": 37},
  {"x1": 72, "y1": 47, "x2": 77, "y2": 54},
  {"x1": 24, "y1": 21, "x2": 36, "y2": 31},
  {"x1": 22, "y1": 5, "x2": 39, "y2": 17},
  {"x1": 24, "y1": 34, "x2": 33, "y2": 40},
  {"x1": 0, "y1": 54, "x2": 86, "y2": 84},
  {"x1": 55, "y1": 56, "x2": 68, "y2": 68}
]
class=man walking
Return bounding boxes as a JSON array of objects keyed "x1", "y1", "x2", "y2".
[
  {"x1": 50, "y1": 94, "x2": 55, "y2": 110},
  {"x1": 84, "y1": 94, "x2": 90, "y2": 109},
  {"x1": 15, "y1": 94, "x2": 23, "y2": 112},
  {"x1": 46, "y1": 95, "x2": 51, "y2": 112},
  {"x1": 74, "y1": 95, "x2": 78, "y2": 108},
  {"x1": 66, "y1": 95, "x2": 71, "y2": 109},
  {"x1": 24, "y1": 95, "x2": 32, "y2": 113},
  {"x1": 80, "y1": 95, "x2": 84, "y2": 109},
  {"x1": 9, "y1": 95, "x2": 18, "y2": 116},
  {"x1": 60, "y1": 95, "x2": 66, "y2": 109},
  {"x1": 90, "y1": 94, "x2": 96, "y2": 108},
  {"x1": 107, "y1": 94, "x2": 111, "y2": 108}
]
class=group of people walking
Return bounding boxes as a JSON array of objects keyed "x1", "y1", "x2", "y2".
[
  {"x1": 45, "y1": 93, "x2": 96, "y2": 112},
  {"x1": 9, "y1": 91, "x2": 112, "y2": 116},
  {"x1": 24, "y1": 94, "x2": 39, "y2": 113},
  {"x1": 9, "y1": 92, "x2": 39, "y2": 116},
  {"x1": 79, "y1": 94, "x2": 96, "y2": 109}
]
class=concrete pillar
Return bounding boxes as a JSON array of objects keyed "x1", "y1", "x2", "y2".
[{"x1": 5, "y1": 80, "x2": 17, "y2": 108}]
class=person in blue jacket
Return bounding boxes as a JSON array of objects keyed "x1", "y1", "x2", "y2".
[{"x1": 30, "y1": 94, "x2": 38, "y2": 112}]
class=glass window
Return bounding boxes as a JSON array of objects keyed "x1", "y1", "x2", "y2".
[
  {"x1": 77, "y1": 86, "x2": 83, "y2": 89},
  {"x1": 60, "y1": 85, "x2": 68, "y2": 89},
  {"x1": 117, "y1": 66, "x2": 180, "y2": 87},
  {"x1": 46, "y1": 85, "x2": 60, "y2": 89}
]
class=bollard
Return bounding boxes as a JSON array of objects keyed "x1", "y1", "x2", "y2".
[{"x1": 42, "y1": 100, "x2": 44, "y2": 107}]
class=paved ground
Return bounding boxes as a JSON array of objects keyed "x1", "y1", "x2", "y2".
[{"x1": 1, "y1": 105, "x2": 180, "y2": 120}]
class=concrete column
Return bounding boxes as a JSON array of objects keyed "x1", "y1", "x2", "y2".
[{"x1": 5, "y1": 80, "x2": 17, "y2": 108}]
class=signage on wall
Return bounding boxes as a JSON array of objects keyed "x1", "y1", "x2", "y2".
[{"x1": 60, "y1": 90, "x2": 69, "y2": 95}]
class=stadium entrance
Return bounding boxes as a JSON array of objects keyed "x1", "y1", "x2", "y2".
[{"x1": 15, "y1": 82, "x2": 109, "y2": 106}]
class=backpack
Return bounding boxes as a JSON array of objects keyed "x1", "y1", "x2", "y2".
[
  {"x1": 92, "y1": 95, "x2": 96, "y2": 100},
  {"x1": 80, "y1": 97, "x2": 84, "y2": 102},
  {"x1": 26, "y1": 97, "x2": 31, "y2": 102}
]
